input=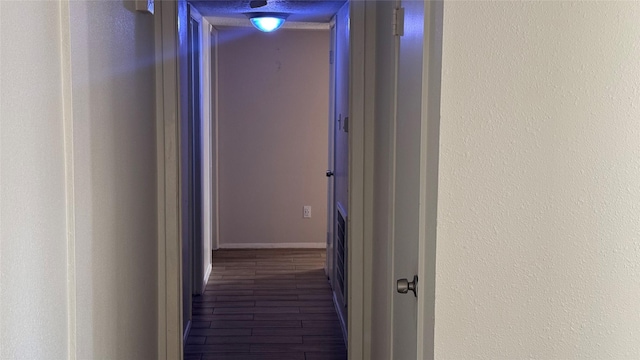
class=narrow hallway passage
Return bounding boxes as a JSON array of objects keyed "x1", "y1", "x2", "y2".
[{"x1": 184, "y1": 249, "x2": 347, "y2": 360}]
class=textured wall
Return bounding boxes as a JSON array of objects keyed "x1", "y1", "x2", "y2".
[
  {"x1": 0, "y1": 2, "x2": 69, "y2": 358},
  {"x1": 69, "y1": 1, "x2": 157, "y2": 358},
  {"x1": 436, "y1": 2, "x2": 640, "y2": 358},
  {"x1": 217, "y1": 27, "x2": 329, "y2": 247}
]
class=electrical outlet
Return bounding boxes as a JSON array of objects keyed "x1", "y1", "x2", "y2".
[{"x1": 303, "y1": 206, "x2": 312, "y2": 218}]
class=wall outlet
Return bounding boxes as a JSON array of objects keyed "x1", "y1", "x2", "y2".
[{"x1": 303, "y1": 206, "x2": 312, "y2": 218}]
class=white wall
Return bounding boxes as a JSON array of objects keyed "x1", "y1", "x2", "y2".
[
  {"x1": 0, "y1": 2, "x2": 69, "y2": 358},
  {"x1": 1, "y1": 1, "x2": 157, "y2": 358},
  {"x1": 69, "y1": 1, "x2": 157, "y2": 358},
  {"x1": 436, "y1": 2, "x2": 640, "y2": 358},
  {"x1": 216, "y1": 27, "x2": 329, "y2": 248}
]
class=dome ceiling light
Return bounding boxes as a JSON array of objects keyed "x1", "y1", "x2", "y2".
[{"x1": 247, "y1": 13, "x2": 288, "y2": 32}]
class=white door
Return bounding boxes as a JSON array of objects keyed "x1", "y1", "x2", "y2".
[
  {"x1": 392, "y1": 0, "x2": 442, "y2": 358},
  {"x1": 331, "y1": 1, "x2": 350, "y2": 333},
  {"x1": 392, "y1": 0, "x2": 424, "y2": 355}
]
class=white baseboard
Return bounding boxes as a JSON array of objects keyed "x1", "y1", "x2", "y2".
[
  {"x1": 218, "y1": 242, "x2": 326, "y2": 249},
  {"x1": 202, "y1": 263, "x2": 212, "y2": 290}
]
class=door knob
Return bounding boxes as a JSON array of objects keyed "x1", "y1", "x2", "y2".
[
  {"x1": 397, "y1": 275, "x2": 418, "y2": 297},
  {"x1": 326, "y1": 170, "x2": 334, "y2": 177}
]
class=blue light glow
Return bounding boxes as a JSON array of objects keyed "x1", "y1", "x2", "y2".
[{"x1": 250, "y1": 16, "x2": 285, "y2": 32}]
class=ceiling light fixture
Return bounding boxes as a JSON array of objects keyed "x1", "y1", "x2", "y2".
[{"x1": 247, "y1": 13, "x2": 288, "y2": 32}]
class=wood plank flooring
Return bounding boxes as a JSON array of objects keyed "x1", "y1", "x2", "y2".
[{"x1": 184, "y1": 249, "x2": 347, "y2": 360}]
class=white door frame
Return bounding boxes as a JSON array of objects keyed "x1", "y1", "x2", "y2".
[
  {"x1": 155, "y1": 1, "x2": 184, "y2": 358},
  {"x1": 209, "y1": 25, "x2": 220, "y2": 252},
  {"x1": 347, "y1": 1, "x2": 376, "y2": 359},
  {"x1": 154, "y1": 1, "x2": 376, "y2": 359},
  {"x1": 325, "y1": 17, "x2": 337, "y2": 280},
  {"x1": 416, "y1": 2, "x2": 444, "y2": 359}
]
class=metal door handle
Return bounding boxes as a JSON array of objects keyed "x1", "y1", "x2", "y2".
[
  {"x1": 397, "y1": 275, "x2": 418, "y2": 297},
  {"x1": 326, "y1": 170, "x2": 334, "y2": 177}
]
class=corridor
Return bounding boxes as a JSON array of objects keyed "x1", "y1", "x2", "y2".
[{"x1": 184, "y1": 249, "x2": 347, "y2": 360}]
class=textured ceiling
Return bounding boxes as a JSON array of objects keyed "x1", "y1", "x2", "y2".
[{"x1": 190, "y1": 0, "x2": 346, "y2": 23}]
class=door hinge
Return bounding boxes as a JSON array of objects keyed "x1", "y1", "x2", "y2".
[
  {"x1": 329, "y1": 50, "x2": 334, "y2": 65},
  {"x1": 393, "y1": 7, "x2": 405, "y2": 36}
]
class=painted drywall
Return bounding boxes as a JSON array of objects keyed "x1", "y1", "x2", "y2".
[
  {"x1": 216, "y1": 27, "x2": 329, "y2": 247},
  {"x1": 69, "y1": 1, "x2": 157, "y2": 358},
  {"x1": 0, "y1": 2, "x2": 69, "y2": 358},
  {"x1": 436, "y1": 2, "x2": 640, "y2": 358}
]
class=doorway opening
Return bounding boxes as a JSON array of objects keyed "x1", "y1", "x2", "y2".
[
  {"x1": 182, "y1": 1, "x2": 351, "y2": 358},
  {"x1": 153, "y1": 0, "x2": 376, "y2": 358}
]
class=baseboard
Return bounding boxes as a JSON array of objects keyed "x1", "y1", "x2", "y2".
[
  {"x1": 202, "y1": 263, "x2": 212, "y2": 291},
  {"x1": 218, "y1": 242, "x2": 326, "y2": 249}
]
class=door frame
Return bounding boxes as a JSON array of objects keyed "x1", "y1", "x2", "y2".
[
  {"x1": 384, "y1": 0, "x2": 443, "y2": 358},
  {"x1": 154, "y1": 1, "x2": 376, "y2": 359},
  {"x1": 325, "y1": 17, "x2": 337, "y2": 281},
  {"x1": 187, "y1": 2, "x2": 205, "y2": 297},
  {"x1": 415, "y1": 2, "x2": 444, "y2": 359},
  {"x1": 154, "y1": 1, "x2": 184, "y2": 358},
  {"x1": 209, "y1": 25, "x2": 220, "y2": 252},
  {"x1": 347, "y1": 1, "x2": 375, "y2": 359}
]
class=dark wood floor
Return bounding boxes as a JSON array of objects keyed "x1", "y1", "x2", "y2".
[{"x1": 184, "y1": 249, "x2": 347, "y2": 360}]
